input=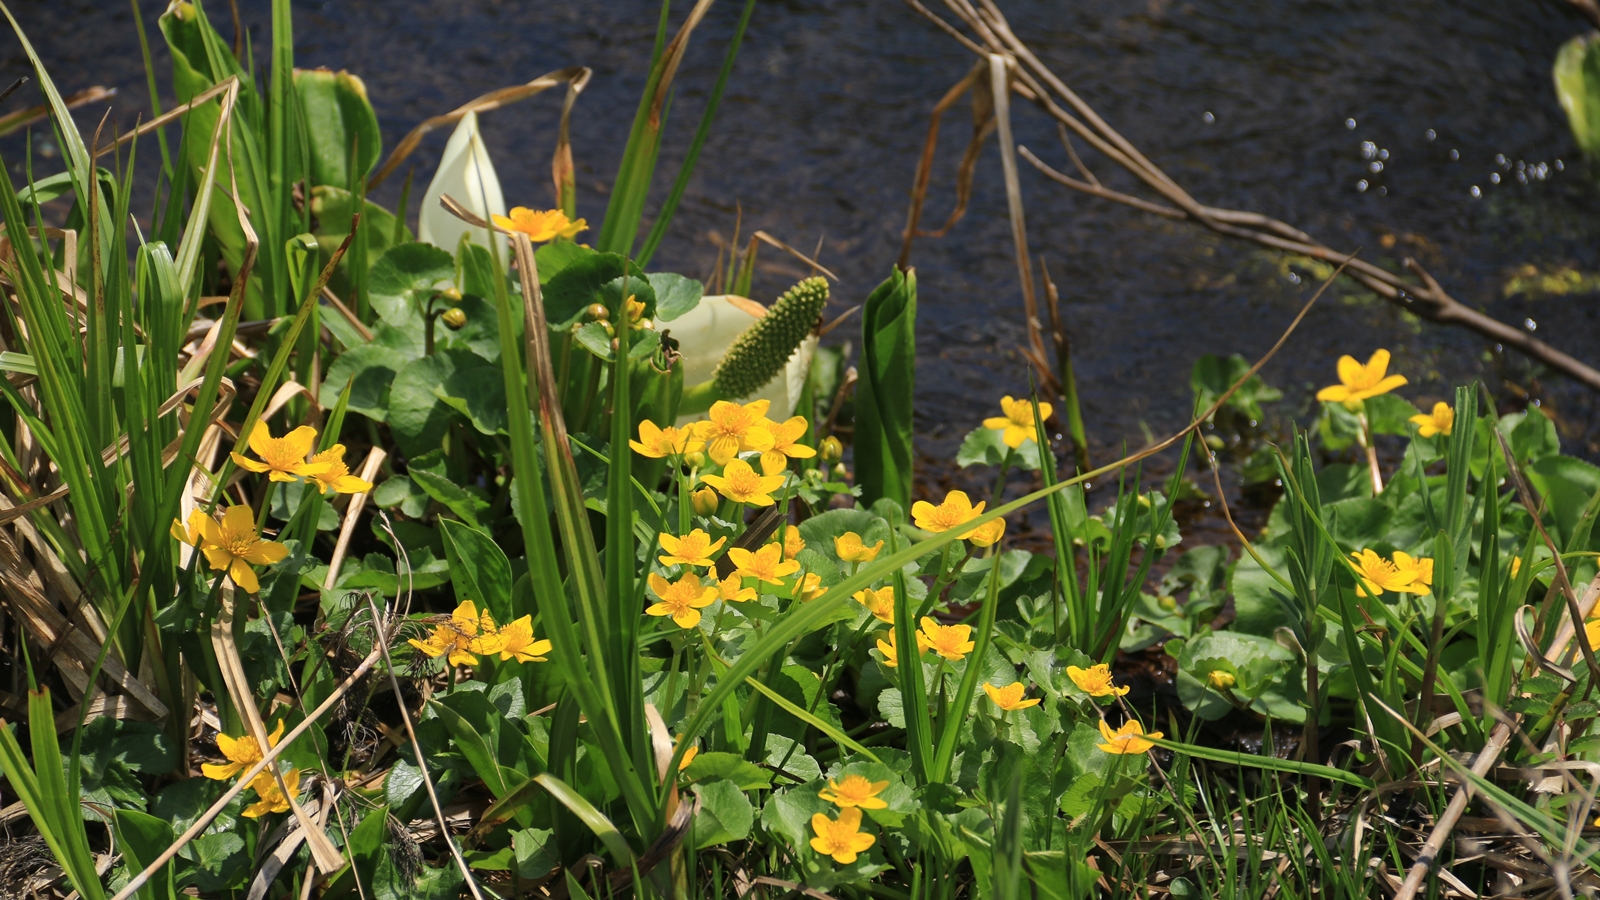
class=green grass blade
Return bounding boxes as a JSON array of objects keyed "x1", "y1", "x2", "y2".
[{"x1": 743, "y1": 675, "x2": 881, "y2": 763}]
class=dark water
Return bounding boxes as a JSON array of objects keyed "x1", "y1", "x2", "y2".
[{"x1": 11, "y1": 0, "x2": 1600, "y2": 496}]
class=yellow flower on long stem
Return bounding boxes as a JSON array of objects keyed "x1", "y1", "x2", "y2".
[
  {"x1": 783, "y1": 525, "x2": 806, "y2": 560},
  {"x1": 911, "y1": 490, "x2": 985, "y2": 535},
  {"x1": 692, "y1": 400, "x2": 775, "y2": 465},
  {"x1": 717, "y1": 573, "x2": 757, "y2": 603},
  {"x1": 759, "y1": 416, "x2": 817, "y2": 475},
  {"x1": 809, "y1": 807, "x2": 876, "y2": 864},
  {"x1": 875, "y1": 631, "x2": 901, "y2": 668},
  {"x1": 916, "y1": 617, "x2": 974, "y2": 661},
  {"x1": 630, "y1": 420, "x2": 704, "y2": 459},
  {"x1": 181, "y1": 505, "x2": 289, "y2": 594},
  {"x1": 819, "y1": 774, "x2": 889, "y2": 809},
  {"x1": 1098, "y1": 719, "x2": 1161, "y2": 755},
  {"x1": 984, "y1": 682, "x2": 1041, "y2": 711},
  {"x1": 700, "y1": 459, "x2": 787, "y2": 506},
  {"x1": 966, "y1": 518, "x2": 1006, "y2": 548},
  {"x1": 1067, "y1": 664, "x2": 1128, "y2": 698},
  {"x1": 797, "y1": 572, "x2": 828, "y2": 602},
  {"x1": 487, "y1": 615, "x2": 552, "y2": 663},
  {"x1": 1314, "y1": 349, "x2": 1407, "y2": 408},
  {"x1": 1410, "y1": 402, "x2": 1454, "y2": 438},
  {"x1": 242, "y1": 766, "x2": 301, "y2": 818},
  {"x1": 646, "y1": 573, "x2": 718, "y2": 629},
  {"x1": 202, "y1": 719, "x2": 284, "y2": 781},
  {"x1": 230, "y1": 422, "x2": 332, "y2": 483},
  {"x1": 726, "y1": 542, "x2": 801, "y2": 585},
  {"x1": 982, "y1": 396, "x2": 1053, "y2": 449},
  {"x1": 835, "y1": 532, "x2": 884, "y2": 563},
  {"x1": 658, "y1": 529, "x2": 727, "y2": 568},
  {"x1": 1348, "y1": 549, "x2": 1433, "y2": 597},
  {"x1": 307, "y1": 445, "x2": 375, "y2": 494},
  {"x1": 408, "y1": 600, "x2": 497, "y2": 667},
  {"x1": 491, "y1": 206, "x2": 587, "y2": 242},
  {"x1": 854, "y1": 586, "x2": 895, "y2": 624}
]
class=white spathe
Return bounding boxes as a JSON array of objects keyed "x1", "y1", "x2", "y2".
[
  {"x1": 665, "y1": 295, "x2": 817, "y2": 425},
  {"x1": 417, "y1": 111, "x2": 506, "y2": 254}
]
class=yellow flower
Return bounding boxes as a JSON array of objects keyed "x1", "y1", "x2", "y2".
[
  {"x1": 966, "y1": 517, "x2": 1005, "y2": 548},
  {"x1": 1097, "y1": 719, "x2": 1161, "y2": 755},
  {"x1": 809, "y1": 807, "x2": 876, "y2": 864},
  {"x1": 491, "y1": 206, "x2": 587, "y2": 242},
  {"x1": 854, "y1": 586, "x2": 895, "y2": 624},
  {"x1": 1511, "y1": 556, "x2": 1523, "y2": 578},
  {"x1": 1067, "y1": 664, "x2": 1128, "y2": 698},
  {"x1": 760, "y1": 416, "x2": 817, "y2": 475},
  {"x1": 170, "y1": 509, "x2": 209, "y2": 546},
  {"x1": 1586, "y1": 619, "x2": 1600, "y2": 652},
  {"x1": 679, "y1": 744, "x2": 699, "y2": 771},
  {"x1": 691, "y1": 487, "x2": 720, "y2": 516},
  {"x1": 630, "y1": 420, "x2": 704, "y2": 459},
  {"x1": 202, "y1": 719, "x2": 284, "y2": 781},
  {"x1": 783, "y1": 525, "x2": 806, "y2": 560},
  {"x1": 242, "y1": 766, "x2": 301, "y2": 818},
  {"x1": 230, "y1": 421, "x2": 332, "y2": 483},
  {"x1": 797, "y1": 572, "x2": 828, "y2": 602},
  {"x1": 701, "y1": 458, "x2": 787, "y2": 507},
  {"x1": 693, "y1": 400, "x2": 776, "y2": 466},
  {"x1": 1409, "y1": 401, "x2": 1454, "y2": 438},
  {"x1": 188, "y1": 505, "x2": 290, "y2": 594},
  {"x1": 646, "y1": 572, "x2": 718, "y2": 629},
  {"x1": 408, "y1": 600, "x2": 498, "y2": 667},
  {"x1": 307, "y1": 445, "x2": 375, "y2": 495},
  {"x1": 717, "y1": 573, "x2": 757, "y2": 603},
  {"x1": 726, "y1": 543, "x2": 801, "y2": 585},
  {"x1": 911, "y1": 490, "x2": 985, "y2": 535},
  {"x1": 983, "y1": 682, "x2": 1041, "y2": 711},
  {"x1": 835, "y1": 532, "x2": 884, "y2": 563},
  {"x1": 487, "y1": 615, "x2": 552, "y2": 663},
  {"x1": 916, "y1": 617, "x2": 974, "y2": 662},
  {"x1": 1349, "y1": 549, "x2": 1433, "y2": 597},
  {"x1": 875, "y1": 631, "x2": 901, "y2": 668},
  {"x1": 624, "y1": 295, "x2": 649, "y2": 330},
  {"x1": 659, "y1": 529, "x2": 727, "y2": 568},
  {"x1": 1208, "y1": 669, "x2": 1236, "y2": 690},
  {"x1": 982, "y1": 396, "x2": 1053, "y2": 449},
  {"x1": 818, "y1": 774, "x2": 889, "y2": 810},
  {"x1": 1314, "y1": 349, "x2": 1407, "y2": 408}
]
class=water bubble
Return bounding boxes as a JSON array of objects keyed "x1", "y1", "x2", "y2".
[
  {"x1": 1378, "y1": 186, "x2": 1388, "y2": 196},
  {"x1": 1494, "y1": 153, "x2": 1508, "y2": 167},
  {"x1": 1361, "y1": 140, "x2": 1377, "y2": 160},
  {"x1": 1345, "y1": 118, "x2": 1357, "y2": 129},
  {"x1": 1287, "y1": 272, "x2": 1302, "y2": 284},
  {"x1": 1356, "y1": 179, "x2": 1369, "y2": 192},
  {"x1": 1379, "y1": 148, "x2": 1390, "y2": 161},
  {"x1": 1516, "y1": 170, "x2": 1528, "y2": 184},
  {"x1": 1425, "y1": 128, "x2": 1437, "y2": 140},
  {"x1": 1525, "y1": 318, "x2": 1537, "y2": 331},
  {"x1": 1536, "y1": 162, "x2": 1550, "y2": 180},
  {"x1": 1203, "y1": 111, "x2": 1215, "y2": 124},
  {"x1": 1470, "y1": 185, "x2": 1482, "y2": 198},
  {"x1": 1369, "y1": 161, "x2": 1384, "y2": 173},
  {"x1": 1516, "y1": 159, "x2": 1526, "y2": 170},
  {"x1": 1556, "y1": 159, "x2": 1566, "y2": 171},
  {"x1": 1490, "y1": 172, "x2": 1501, "y2": 184},
  {"x1": 1449, "y1": 149, "x2": 1460, "y2": 160}
]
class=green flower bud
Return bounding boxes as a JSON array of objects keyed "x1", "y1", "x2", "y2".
[
  {"x1": 441, "y1": 308, "x2": 467, "y2": 329},
  {"x1": 819, "y1": 436, "x2": 843, "y2": 464}
]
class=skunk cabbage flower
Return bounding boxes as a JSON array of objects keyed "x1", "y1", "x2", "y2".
[
  {"x1": 418, "y1": 111, "x2": 506, "y2": 254},
  {"x1": 669, "y1": 295, "x2": 818, "y2": 425}
]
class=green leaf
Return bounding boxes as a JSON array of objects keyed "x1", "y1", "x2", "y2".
[
  {"x1": 113, "y1": 809, "x2": 177, "y2": 900},
  {"x1": 410, "y1": 468, "x2": 489, "y2": 530},
  {"x1": 294, "y1": 68, "x2": 381, "y2": 187},
  {"x1": 513, "y1": 827, "x2": 558, "y2": 879},
  {"x1": 855, "y1": 268, "x2": 916, "y2": 509},
  {"x1": 691, "y1": 779, "x2": 754, "y2": 848},
  {"x1": 648, "y1": 272, "x2": 703, "y2": 321},
  {"x1": 320, "y1": 342, "x2": 413, "y2": 420},
  {"x1": 435, "y1": 366, "x2": 509, "y2": 436},
  {"x1": 542, "y1": 253, "x2": 655, "y2": 329},
  {"x1": 368, "y1": 242, "x2": 454, "y2": 327},
  {"x1": 1363, "y1": 393, "x2": 1420, "y2": 436},
  {"x1": 388, "y1": 349, "x2": 486, "y2": 456},
  {"x1": 1556, "y1": 32, "x2": 1600, "y2": 157},
  {"x1": 430, "y1": 698, "x2": 509, "y2": 797},
  {"x1": 1191, "y1": 353, "x2": 1280, "y2": 423},
  {"x1": 682, "y1": 751, "x2": 773, "y2": 790},
  {"x1": 440, "y1": 519, "x2": 516, "y2": 625}
]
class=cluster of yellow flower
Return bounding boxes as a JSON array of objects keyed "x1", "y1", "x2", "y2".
[
  {"x1": 1316, "y1": 348, "x2": 1454, "y2": 436},
  {"x1": 1065, "y1": 663, "x2": 1163, "y2": 754},
  {"x1": 871, "y1": 618, "x2": 976, "y2": 669},
  {"x1": 407, "y1": 599, "x2": 552, "y2": 667},
  {"x1": 1348, "y1": 548, "x2": 1435, "y2": 598},
  {"x1": 201, "y1": 720, "x2": 301, "y2": 818},
  {"x1": 811, "y1": 774, "x2": 889, "y2": 863},
  {"x1": 632, "y1": 399, "x2": 815, "y2": 506}
]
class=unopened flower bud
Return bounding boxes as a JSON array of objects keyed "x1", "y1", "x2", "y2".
[
  {"x1": 1208, "y1": 670, "x2": 1236, "y2": 691},
  {"x1": 691, "y1": 487, "x2": 718, "y2": 516},
  {"x1": 587, "y1": 303, "x2": 610, "y2": 321},
  {"x1": 832, "y1": 463, "x2": 848, "y2": 480},
  {"x1": 440, "y1": 307, "x2": 467, "y2": 329},
  {"x1": 440, "y1": 286, "x2": 463, "y2": 303},
  {"x1": 819, "y1": 436, "x2": 843, "y2": 464},
  {"x1": 684, "y1": 451, "x2": 707, "y2": 469}
]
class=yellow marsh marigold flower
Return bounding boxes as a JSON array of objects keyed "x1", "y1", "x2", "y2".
[
  {"x1": 701, "y1": 458, "x2": 787, "y2": 507},
  {"x1": 784, "y1": 525, "x2": 806, "y2": 560},
  {"x1": 1410, "y1": 401, "x2": 1454, "y2": 438},
  {"x1": 1584, "y1": 618, "x2": 1600, "y2": 653},
  {"x1": 1315, "y1": 349, "x2": 1407, "y2": 409},
  {"x1": 492, "y1": 206, "x2": 587, "y2": 242},
  {"x1": 983, "y1": 682, "x2": 1041, "y2": 711},
  {"x1": 1208, "y1": 669, "x2": 1237, "y2": 690},
  {"x1": 917, "y1": 617, "x2": 975, "y2": 661},
  {"x1": 912, "y1": 490, "x2": 985, "y2": 535},
  {"x1": 797, "y1": 572, "x2": 827, "y2": 602},
  {"x1": 624, "y1": 295, "x2": 649, "y2": 330},
  {"x1": 485, "y1": 615, "x2": 552, "y2": 663},
  {"x1": 203, "y1": 719, "x2": 284, "y2": 781},
  {"x1": 854, "y1": 586, "x2": 895, "y2": 624},
  {"x1": 727, "y1": 543, "x2": 801, "y2": 585},
  {"x1": 307, "y1": 445, "x2": 374, "y2": 495},
  {"x1": 409, "y1": 600, "x2": 498, "y2": 667},
  {"x1": 659, "y1": 529, "x2": 727, "y2": 568},
  {"x1": 966, "y1": 517, "x2": 1006, "y2": 548},
  {"x1": 646, "y1": 572, "x2": 718, "y2": 629},
  {"x1": 231, "y1": 421, "x2": 332, "y2": 483},
  {"x1": 242, "y1": 766, "x2": 301, "y2": 818},
  {"x1": 983, "y1": 396, "x2": 1053, "y2": 449},
  {"x1": 693, "y1": 400, "x2": 775, "y2": 466},
  {"x1": 691, "y1": 487, "x2": 720, "y2": 516},
  {"x1": 174, "y1": 505, "x2": 289, "y2": 594},
  {"x1": 717, "y1": 573, "x2": 757, "y2": 603},
  {"x1": 1511, "y1": 556, "x2": 1523, "y2": 577},
  {"x1": 875, "y1": 631, "x2": 901, "y2": 668},
  {"x1": 835, "y1": 532, "x2": 884, "y2": 563},
  {"x1": 1067, "y1": 664, "x2": 1128, "y2": 698},
  {"x1": 760, "y1": 416, "x2": 816, "y2": 475},
  {"x1": 1098, "y1": 719, "x2": 1161, "y2": 755},
  {"x1": 679, "y1": 745, "x2": 699, "y2": 771},
  {"x1": 630, "y1": 420, "x2": 703, "y2": 459},
  {"x1": 819, "y1": 774, "x2": 890, "y2": 810},
  {"x1": 810, "y1": 807, "x2": 876, "y2": 864},
  {"x1": 1349, "y1": 549, "x2": 1433, "y2": 597}
]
